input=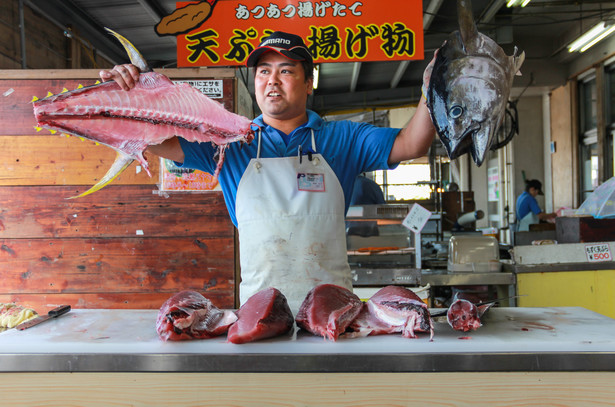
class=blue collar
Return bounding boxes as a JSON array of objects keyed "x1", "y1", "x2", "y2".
[{"x1": 251, "y1": 110, "x2": 323, "y2": 132}]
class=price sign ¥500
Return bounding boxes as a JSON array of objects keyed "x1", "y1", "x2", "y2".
[{"x1": 585, "y1": 243, "x2": 612, "y2": 262}]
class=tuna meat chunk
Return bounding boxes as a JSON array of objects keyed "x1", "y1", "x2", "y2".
[
  {"x1": 227, "y1": 287, "x2": 294, "y2": 344},
  {"x1": 296, "y1": 284, "x2": 363, "y2": 341},
  {"x1": 156, "y1": 290, "x2": 237, "y2": 341},
  {"x1": 447, "y1": 298, "x2": 493, "y2": 332},
  {"x1": 348, "y1": 285, "x2": 434, "y2": 340}
]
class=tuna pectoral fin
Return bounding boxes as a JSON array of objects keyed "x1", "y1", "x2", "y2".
[{"x1": 68, "y1": 154, "x2": 134, "y2": 199}]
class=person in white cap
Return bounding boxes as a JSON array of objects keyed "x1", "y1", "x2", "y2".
[{"x1": 99, "y1": 31, "x2": 435, "y2": 312}]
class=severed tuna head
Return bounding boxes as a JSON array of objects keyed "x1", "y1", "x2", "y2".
[
  {"x1": 447, "y1": 298, "x2": 482, "y2": 332},
  {"x1": 425, "y1": 0, "x2": 524, "y2": 166}
]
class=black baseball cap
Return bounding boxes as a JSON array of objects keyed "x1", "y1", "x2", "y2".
[
  {"x1": 526, "y1": 179, "x2": 544, "y2": 195},
  {"x1": 246, "y1": 31, "x2": 313, "y2": 67}
]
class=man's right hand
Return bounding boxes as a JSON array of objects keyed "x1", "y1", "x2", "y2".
[{"x1": 99, "y1": 64, "x2": 140, "y2": 91}]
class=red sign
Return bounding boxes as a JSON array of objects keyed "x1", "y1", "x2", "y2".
[{"x1": 175, "y1": 0, "x2": 424, "y2": 67}]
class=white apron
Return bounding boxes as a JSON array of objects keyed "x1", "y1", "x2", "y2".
[
  {"x1": 235, "y1": 129, "x2": 352, "y2": 313},
  {"x1": 517, "y1": 211, "x2": 539, "y2": 232}
]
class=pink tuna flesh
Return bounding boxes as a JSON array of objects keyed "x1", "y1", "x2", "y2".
[
  {"x1": 156, "y1": 290, "x2": 237, "y2": 341},
  {"x1": 227, "y1": 287, "x2": 294, "y2": 344},
  {"x1": 348, "y1": 285, "x2": 434, "y2": 340},
  {"x1": 33, "y1": 72, "x2": 253, "y2": 178},
  {"x1": 296, "y1": 284, "x2": 363, "y2": 341}
]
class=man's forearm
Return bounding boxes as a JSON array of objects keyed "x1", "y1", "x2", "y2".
[
  {"x1": 388, "y1": 96, "x2": 435, "y2": 165},
  {"x1": 145, "y1": 136, "x2": 185, "y2": 163}
]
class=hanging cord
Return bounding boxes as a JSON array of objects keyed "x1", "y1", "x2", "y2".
[{"x1": 490, "y1": 72, "x2": 534, "y2": 151}]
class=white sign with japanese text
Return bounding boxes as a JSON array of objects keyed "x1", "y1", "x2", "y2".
[
  {"x1": 402, "y1": 203, "x2": 431, "y2": 234},
  {"x1": 173, "y1": 80, "x2": 223, "y2": 99},
  {"x1": 585, "y1": 243, "x2": 612, "y2": 262}
]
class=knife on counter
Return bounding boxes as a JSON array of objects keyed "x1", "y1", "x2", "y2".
[{"x1": 16, "y1": 305, "x2": 71, "y2": 330}]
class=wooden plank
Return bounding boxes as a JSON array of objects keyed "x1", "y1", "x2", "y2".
[
  {"x1": 550, "y1": 83, "x2": 575, "y2": 210},
  {"x1": 0, "y1": 237, "x2": 234, "y2": 294},
  {"x1": 0, "y1": 185, "x2": 232, "y2": 238},
  {"x1": 1, "y1": 372, "x2": 615, "y2": 407},
  {"x1": 0, "y1": 4, "x2": 19, "y2": 65},
  {"x1": 0, "y1": 291, "x2": 233, "y2": 310},
  {"x1": 0, "y1": 135, "x2": 160, "y2": 186}
]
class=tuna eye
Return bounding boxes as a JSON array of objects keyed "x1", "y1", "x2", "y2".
[{"x1": 450, "y1": 105, "x2": 463, "y2": 118}]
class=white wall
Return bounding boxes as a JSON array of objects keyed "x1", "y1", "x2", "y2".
[
  {"x1": 388, "y1": 106, "x2": 417, "y2": 129},
  {"x1": 513, "y1": 95, "x2": 547, "y2": 200},
  {"x1": 467, "y1": 95, "x2": 547, "y2": 229}
]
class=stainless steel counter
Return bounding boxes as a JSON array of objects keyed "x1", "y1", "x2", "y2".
[{"x1": 0, "y1": 307, "x2": 613, "y2": 373}]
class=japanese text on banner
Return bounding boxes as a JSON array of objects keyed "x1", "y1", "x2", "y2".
[{"x1": 175, "y1": 0, "x2": 424, "y2": 67}]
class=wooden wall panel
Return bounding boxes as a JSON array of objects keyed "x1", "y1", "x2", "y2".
[
  {"x1": 0, "y1": 70, "x2": 242, "y2": 312},
  {"x1": 0, "y1": 237, "x2": 234, "y2": 307},
  {"x1": 0, "y1": 186, "x2": 231, "y2": 238},
  {"x1": 0, "y1": 292, "x2": 232, "y2": 310},
  {"x1": 0, "y1": 136, "x2": 159, "y2": 186},
  {"x1": 550, "y1": 82, "x2": 575, "y2": 210},
  {"x1": 1, "y1": 0, "x2": 115, "y2": 70}
]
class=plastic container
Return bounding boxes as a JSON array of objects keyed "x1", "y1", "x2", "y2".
[{"x1": 447, "y1": 235, "x2": 501, "y2": 273}]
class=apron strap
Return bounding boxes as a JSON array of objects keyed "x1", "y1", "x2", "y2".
[
  {"x1": 310, "y1": 129, "x2": 317, "y2": 152},
  {"x1": 256, "y1": 129, "x2": 263, "y2": 159}
]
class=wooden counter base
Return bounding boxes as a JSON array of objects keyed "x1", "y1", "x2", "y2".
[{"x1": 2, "y1": 372, "x2": 613, "y2": 407}]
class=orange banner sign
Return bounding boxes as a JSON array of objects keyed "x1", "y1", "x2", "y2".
[{"x1": 175, "y1": 0, "x2": 424, "y2": 67}]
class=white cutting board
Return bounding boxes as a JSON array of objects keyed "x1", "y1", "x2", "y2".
[{"x1": 0, "y1": 307, "x2": 614, "y2": 354}]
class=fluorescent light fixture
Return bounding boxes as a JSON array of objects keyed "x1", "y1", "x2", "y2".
[
  {"x1": 506, "y1": 0, "x2": 530, "y2": 7},
  {"x1": 568, "y1": 21, "x2": 615, "y2": 53},
  {"x1": 313, "y1": 65, "x2": 319, "y2": 89}
]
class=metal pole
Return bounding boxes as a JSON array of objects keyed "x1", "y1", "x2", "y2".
[{"x1": 19, "y1": 0, "x2": 27, "y2": 68}]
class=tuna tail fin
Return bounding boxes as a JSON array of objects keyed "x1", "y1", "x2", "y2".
[
  {"x1": 104, "y1": 27, "x2": 151, "y2": 73},
  {"x1": 68, "y1": 153, "x2": 134, "y2": 199}
]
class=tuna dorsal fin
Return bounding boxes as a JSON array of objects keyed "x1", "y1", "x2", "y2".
[
  {"x1": 514, "y1": 47, "x2": 526, "y2": 75},
  {"x1": 67, "y1": 153, "x2": 134, "y2": 199},
  {"x1": 457, "y1": 0, "x2": 479, "y2": 48},
  {"x1": 105, "y1": 27, "x2": 151, "y2": 73}
]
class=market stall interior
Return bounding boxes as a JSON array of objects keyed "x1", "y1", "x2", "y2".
[
  {"x1": 2, "y1": 1, "x2": 615, "y2": 403},
  {"x1": 2, "y1": 0, "x2": 614, "y2": 307}
]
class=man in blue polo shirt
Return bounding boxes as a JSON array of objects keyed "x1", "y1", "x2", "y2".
[
  {"x1": 100, "y1": 31, "x2": 435, "y2": 311},
  {"x1": 516, "y1": 179, "x2": 557, "y2": 232}
]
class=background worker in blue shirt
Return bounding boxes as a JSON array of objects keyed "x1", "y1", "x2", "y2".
[
  {"x1": 100, "y1": 31, "x2": 435, "y2": 312},
  {"x1": 516, "y1": 179, "x2": 557, "y2": 232},
  {"x1": 350, "y1": 174, "x2": 386, "y2": 206}
]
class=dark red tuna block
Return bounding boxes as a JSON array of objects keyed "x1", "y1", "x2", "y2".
[{"x1": 227, "y1": 287, "x2": 294, "y2": 344}]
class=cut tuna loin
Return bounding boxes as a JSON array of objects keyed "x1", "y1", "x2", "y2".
[
  {"x1": 227, "y1": 287, "x2": 294, "y2": 344},
  {"x1": 348, "y1": 285, "x2": 434, "y2": 340},
  {"x1": 296, "y1": 284, "x2": 363, "y2": 341},
  {"x1": 156, "y1": 290, "x2": 237, "y2": 341}
]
